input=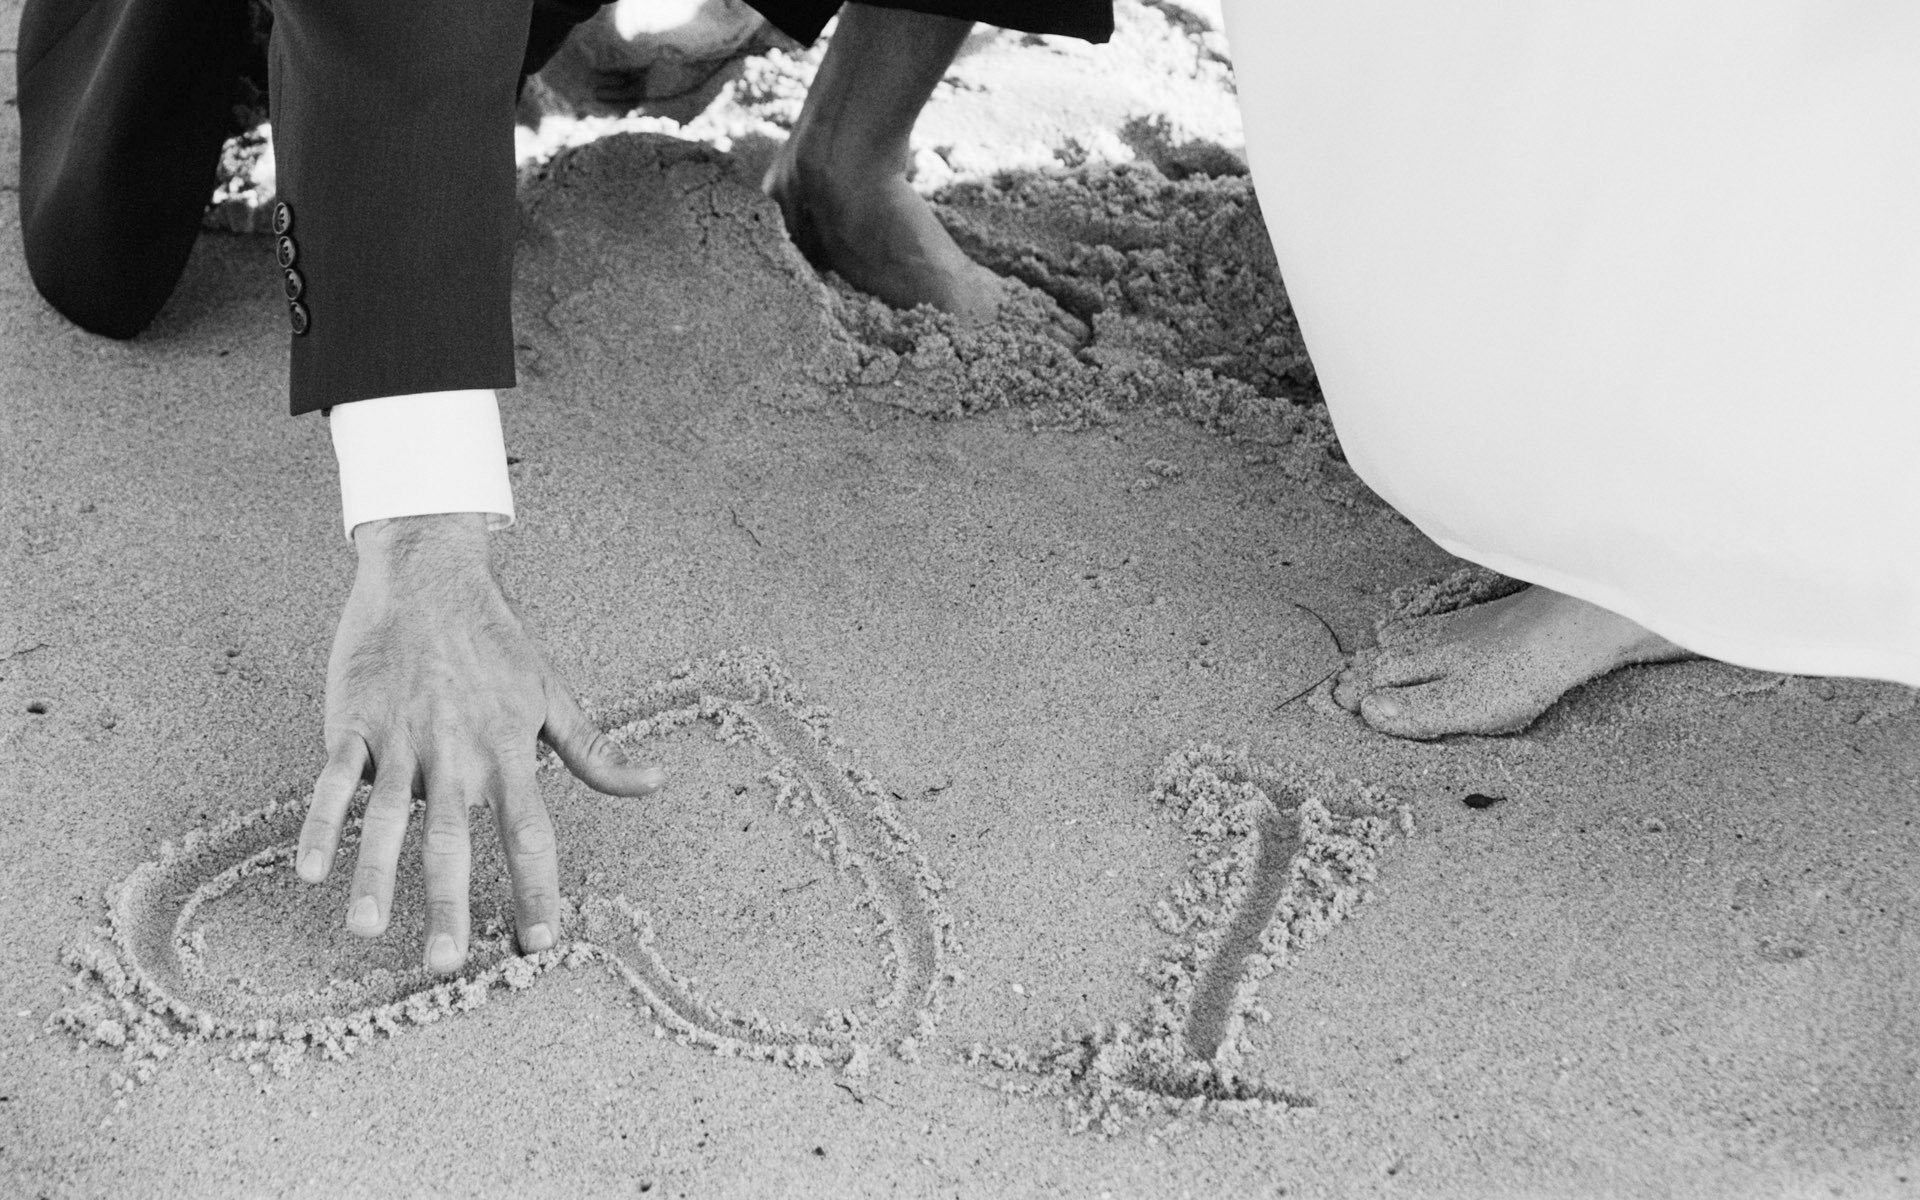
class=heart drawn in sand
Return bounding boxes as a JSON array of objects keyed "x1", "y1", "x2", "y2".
[
  {"x1": 54, "y1": 652, "x2": 1407, "y2": 1133},
  {"x1": 60, "y1": 653, "x2": 952, "y2": 1080}
]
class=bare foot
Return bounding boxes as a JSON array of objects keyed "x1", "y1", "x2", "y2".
[
  {"x1": 764, "y1": 145, "x2": 1009, "y2": 319},
  {"x1": 1332, "y1": 585, "x2": 1697, "y2": 739},
  {"x1": 762, "y1": 4, "x2": 1085, "y2": 345}
]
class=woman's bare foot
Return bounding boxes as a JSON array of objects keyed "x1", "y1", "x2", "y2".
[{"x1": 1333, "y1": 585, "x2": 1697, "y2": 739}]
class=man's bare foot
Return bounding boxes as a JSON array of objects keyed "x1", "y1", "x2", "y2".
[
  {"x1": 763, "y1": 3, "x2": 1087, "y2": 344},
  {"x1": 765, "y1": 141, "x2": 1008, "y2": 319},
  {"x1": 1332, "y1": 585, "x2": 1697, "y2": 739}
]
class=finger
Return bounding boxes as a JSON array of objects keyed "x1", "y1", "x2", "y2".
[
  {"x1": 345, "y1": 747, "x2": 416, "y2": 939},
  {"x1": 420, "y1": 759, "x2": 474, "y2": 975},
  {"x1": 299, "y1": 733, "x2": 370, "y2": 883},
  {"x1": 496, "y1": 753, "x2": 561, "y2": 956},
  {"x1": 542, "y1": 683, "x2": 665, "y2": 798}
]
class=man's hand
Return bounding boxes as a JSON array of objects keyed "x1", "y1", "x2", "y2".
[{"x1": 295, "y1": 512, "x2": 663, "y2": 974}]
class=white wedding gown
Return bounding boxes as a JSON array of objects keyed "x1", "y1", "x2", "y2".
[{"x1": 1221, "y1": 1, "x2": 1920, "y2": 687}]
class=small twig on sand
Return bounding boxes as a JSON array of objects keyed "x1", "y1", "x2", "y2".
[
  {"x1": 1276, "y1": 665, "x2": 1342, "y2": 711},
  {"x1": 1276, "y1": 603, "x2": 1347, "y2": 710},
  {"x1": 1292, "y1": 601, "x2": 1345, "y2": 657},
  {"x1": 833, "y1": 1081, "x2": 866, "y2": 1105},
  {"x1": 1, "y1": 642, "x2": 48, "y2": 662},
  {"x1": 728, "y1": 508, "x2": 765, "y2": 549},
  {"x1": 779, "y1": 878, "x2": 819, "y2": 896}
]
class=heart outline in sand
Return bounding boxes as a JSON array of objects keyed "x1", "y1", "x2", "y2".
[{"x1": 56, "y1": 651, "x2": 953, "y2": 1080}]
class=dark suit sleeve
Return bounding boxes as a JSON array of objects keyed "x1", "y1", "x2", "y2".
[{"x1": 269, "y1": 0, "x2": 534, "y2": 415}]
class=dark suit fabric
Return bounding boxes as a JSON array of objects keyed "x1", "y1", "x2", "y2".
[
  {"x1": 758, "y1": 0, "x2": 1110, "y2": 44},
  {"x1": 17, "y1": 0, "x2": 1112, "y2": 416},
  {"x1": 268, "y1": 0, "x2": 530, "y2": 415},
  {"x1": 17, "y1": 0, "x2": 254, "y2": 339}
]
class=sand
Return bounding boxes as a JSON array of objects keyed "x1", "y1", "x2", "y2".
[{"x1": 5, "y1": 3, "x2": 1920, "y2": 1197}]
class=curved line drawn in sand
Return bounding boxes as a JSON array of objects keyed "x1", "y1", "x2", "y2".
[
  {"x1": 50, "y1": 651, "x2": 954, "y2": 1091},
  {"x1": 971, "y1": 743, "x2": 1408, "y2": 1135},
  {"x1": 579, "y1": 651, "x2": 954, "y2": 1071}
]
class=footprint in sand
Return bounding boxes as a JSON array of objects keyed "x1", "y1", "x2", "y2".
[{"x1": 52, "y1": 651, "x2": 953, "y2": 1083}]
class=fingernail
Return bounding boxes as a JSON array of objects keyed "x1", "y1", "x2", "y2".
[
  {"x1": 298, "y1": 849, "x2": 325, "y2": 880},
  {"x1": 524, "y1": 923, "x2": 554, "y2": 953},
  {"x1": 638, "y1": 766, "x2": 666, "y2": 791},
  {"x1": 1366, "y1": 695, "x2": 1403, "y2": 721},
  {"x1": 347, "y1": 895, "x2": 379, "y2": 933},
  {"x1": 427, "y1": 933, "x2": 462, "y2": 973}
]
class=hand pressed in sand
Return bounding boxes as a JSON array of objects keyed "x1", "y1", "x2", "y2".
[
  {"x1": 1333, "y1": 584, "x2": 1696, "y2": 739},
  {"x1": 297, "y1": 513, "x2": 664, "y2": 974}
]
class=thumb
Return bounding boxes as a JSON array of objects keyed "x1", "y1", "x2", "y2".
[{"x1": 541, "y1": 681, "x2": 665, "y2": 798}]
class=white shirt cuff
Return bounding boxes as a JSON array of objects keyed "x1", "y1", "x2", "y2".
[{"x1": 327, "y1": 389, "x2": 517, "y2": 539}]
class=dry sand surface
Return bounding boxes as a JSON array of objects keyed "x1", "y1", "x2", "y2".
[{"x1": 5, "y1": 4, "x2": 1920, "y2": 1197}]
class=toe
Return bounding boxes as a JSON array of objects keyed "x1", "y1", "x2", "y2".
[
  {"x1": 1357, "y1": 689, "x2": 1444, "y2": 739},
  {"x1": 1045, "y1": 307, "x2": 1091, "y2": 350},
  {"x1": 1359, "y1": 687, "x2": 1465, "y2": 740},
  {"x1": 1359, "y1": 679, "x2": 1550, "y2": 740},
  {"x1": 1369, "y1": 642, "x2": 1452, "y2": 689},
  {"x1": 991, "y1": 279, "x2": 1089, "y2": 348},
  {"x1": 1331, "y1": 650, "x2": 1379, "y2": 712}
]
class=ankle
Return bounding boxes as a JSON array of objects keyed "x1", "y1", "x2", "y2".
[{"x1": 780, "y1": 123, "x2": 909, "y2": 197}]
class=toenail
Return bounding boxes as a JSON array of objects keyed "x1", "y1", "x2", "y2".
[{"x1": 1366, "y1": 695, "x2": 1403, "y2": 720}]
